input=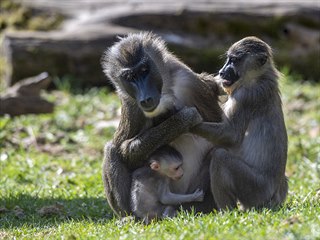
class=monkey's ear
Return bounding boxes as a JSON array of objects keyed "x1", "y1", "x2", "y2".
[
  {"x1": 150, "y1": 160, "x2": 160, "y2": 171},
  {"x1": 258, "y1": 54, "x2": 268, "y2": 66}
]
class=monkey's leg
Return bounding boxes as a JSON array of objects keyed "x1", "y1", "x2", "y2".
[
  {"x1": 103, "y1": 142, "x2": 132, "y2": 217},
  {"x1": 162, "y1": 206, "x2": 177, "y2": 218},
  {"x1": 181, "y1": 152, "x2": 217, "y2": 213},
  {"x1": 210, "y1": 148, "x2": 271, "y2": 210}
]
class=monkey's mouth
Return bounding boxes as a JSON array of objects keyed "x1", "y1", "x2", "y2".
[
  {"x1": 222, "y1": 79, "x2": 234, "y2": 87},
  {"x1": 140, "y1": 98, "x2": 160, "y2": 113},
  {"x1": 174, "y1": 174, "x2": 183, "y2": 181},
  {"x1": 142, "y1": 105, "x2": 158, "y2": 113},
  {"x1": 220, "y1": 70, "x2": 239, "y2": 88}
]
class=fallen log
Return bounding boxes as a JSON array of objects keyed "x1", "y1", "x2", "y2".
[{"x1": 0, "y1": 72, "x2": 54, "y2": 116}]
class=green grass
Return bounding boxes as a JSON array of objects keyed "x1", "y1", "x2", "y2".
[{"x1": 1, "y1": 74, "x2": 319, "y2": 239}]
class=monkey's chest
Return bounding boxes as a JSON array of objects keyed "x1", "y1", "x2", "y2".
[{"x1": 169, "y1": 133, "x2": 212, "y2": 193}]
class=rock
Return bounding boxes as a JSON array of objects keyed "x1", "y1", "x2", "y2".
[
  {"x1": 0, "y1": 207, "x2": 9, "y2": 214},
  {"x1": 37, "y1": 202, "x2": 64, "y2": 217},
  {"x1": 13, "y1": 206, "x2": 25, "y2": 219}
]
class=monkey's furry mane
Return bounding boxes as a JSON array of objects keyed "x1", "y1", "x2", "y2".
[
  {"x1": 229, "y1": 36, "x2": 273, "y2": 57},
  {"x1": 101, "y1": 32, "x2": 168, "y2": 75}
]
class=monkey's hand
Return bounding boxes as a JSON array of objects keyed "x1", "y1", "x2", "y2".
[
  {"x1": 120, "y1": 138, "x2": 142, "y2": 161},
  {"x1": 179, "y1": 106, "x2": 203, "y2": 129},
  {"x1": 192, "y1": 188, "x2": 204, "y2": 202}
]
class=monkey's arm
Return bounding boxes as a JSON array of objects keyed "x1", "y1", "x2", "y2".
[
  {"x1": 159, "y1": 187, "x2": 204, "y2": 205},
  {"x1": 190, "y1": 121, "x2": 243, "y2": 146},
  {"x1": 121, "y1": 107, "x2": 202, "y2": 168}
]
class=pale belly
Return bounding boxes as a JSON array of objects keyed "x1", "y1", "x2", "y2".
[{"x1": 169, "y1": 133, "x2": 212, "y2": 193}]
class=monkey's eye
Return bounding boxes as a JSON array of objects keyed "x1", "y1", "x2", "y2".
[
  {"x1": 229, "y1": 57, "x2": 239, "y2": 64},
  {"x1": 120, "y1": 70, "x2": 133, "y2": 81},
  {"x1": 174, "y1": 166, "x2": 181, "y2": 171}
]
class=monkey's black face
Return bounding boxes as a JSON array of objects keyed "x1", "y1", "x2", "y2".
[
  {"x1": 120, "y1": 59, "x2": 163, "y2": 113},
  {"x1": 219, "y1": 55, "x2": 242, "y2": 87},
  {"x1": 219, "y1": 37, "x2": 271, "y2": 89}
]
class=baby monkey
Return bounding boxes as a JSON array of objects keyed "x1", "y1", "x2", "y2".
[{"x1": 131, "y1": 145, "x2": 204, "y2": 223}]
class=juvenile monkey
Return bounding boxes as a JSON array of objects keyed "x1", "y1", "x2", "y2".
[
  {"x1": 131, "y1": 145, "x2": 204, "y2": 223},
  {"x1": 191, "y1": 36, "x2": 288, "y2": 210}
]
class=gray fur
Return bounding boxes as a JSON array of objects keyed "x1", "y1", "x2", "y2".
[
  {"x1": 191, "y1": 36, "x2": 288, "y2": 210},
  {"x1": 101, "y1": 32, "x2": 222, "y2": 216},
  {"x1": 131, "y1": 146, "x2": 204, "y2": 224}
]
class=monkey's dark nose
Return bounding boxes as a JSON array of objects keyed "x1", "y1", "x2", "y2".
[
  {"x1": 220, "y1": 68, "x2": 239, "y2": 84},
  {"x1": 140, "y1": 97, "x2": 156, "y2": 111},
  {"x1": 219, "y1": 70, "x2": 226, "y2": 79}
]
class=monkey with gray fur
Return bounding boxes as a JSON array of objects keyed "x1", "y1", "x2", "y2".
[
  {"x1": 191, "y1": 36, "x2": 288, "y2": 210},
  {"x1": 131, "y1": 145, "x2": 204, "y2": 223},
  {"x1": 101, "y1": 32, "x2": 222, "y2": 216}
]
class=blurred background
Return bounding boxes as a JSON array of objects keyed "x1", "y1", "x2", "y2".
[
  {"x1": 1, "y1": 0, "x2": 319, "y2": 89},
  {"x1": 0, "y1": 0, "x2": 319, "y2": 237}
]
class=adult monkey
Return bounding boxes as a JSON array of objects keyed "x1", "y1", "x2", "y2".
[
  {"x1": 191, "y1": 37, "x2": 288, "y2": 210},
  {"x1": 101, "y1": 32, "x2": 222, "y2": 216}
]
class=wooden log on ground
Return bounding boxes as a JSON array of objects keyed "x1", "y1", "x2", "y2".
[
  {"x1": 0, "y1": 72, "x2": 54, "y2": 116},
  {"x1": 2, "y1": 26, "x2": 130, "y2": 87}
]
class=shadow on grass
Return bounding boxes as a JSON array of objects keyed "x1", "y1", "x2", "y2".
[{"x1": 0, "y1": 194, "x2": 115, "y2": 229}]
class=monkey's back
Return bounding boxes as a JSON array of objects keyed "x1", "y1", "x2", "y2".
[
  {"x1": 131, "y1": 167, "x2": 167, "y2": 220},
  {"x1": 230, "y1": 86, "x2": 288, "y2": 179},
  {"x1": 243, "y1": 101, "x2": 287, "y2": 170}
]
